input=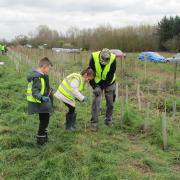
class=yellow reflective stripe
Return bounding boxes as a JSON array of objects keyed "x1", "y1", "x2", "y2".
[
  {"x1": 40, "y1": 78, "x2": 45, "y2": 95},
  {"x1": 27, "y1": 81, "x2": 33, "y2": 93},
  {"x1": 60, "y1": 83, "x2": 75, "y2": 100},
  {"x1": 26, "y1": 77, "x2": 45, "y2": 103},
  {"x1": 111, "y1": 74, "x2": 116, "y2": 84},
  {"x1": 92, "y1": 51, "x2": 102, "y2": 83},
  {"x1": 78, "y1": 74, "x2": 84, "y2": 91}
]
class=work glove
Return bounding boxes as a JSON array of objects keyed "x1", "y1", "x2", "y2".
[
  {"x1": 93, "y1": 86, "x2": 101, "y2": 96},
  {"x1": 37, "y1": 94, "x2": 43, "y2": 100},
  {"x1": 41, "y1": 96, "x2": 50, "y2": 102},
  {"x1": 83, "y1": 96, "x2": 88, "y2": 102}
]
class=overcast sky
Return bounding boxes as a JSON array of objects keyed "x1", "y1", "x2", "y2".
[{"x1": 0, "y1": 0, "x2": 180, "y2": 40}]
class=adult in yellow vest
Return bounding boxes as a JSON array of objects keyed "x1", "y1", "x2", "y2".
[
  {"x1": 0, "y1": 44, "x2": 6, "y2": 55},
  {"x1": 54, "y1": 68, "x2": 95, "y2": 130},
  {"x1": 89, "y1": 48, "x2": 116, "y2": 131}
]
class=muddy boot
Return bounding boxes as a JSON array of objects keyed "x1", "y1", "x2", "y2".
[
  {"x1": 105, "y1": 120, "x2": 113, "y2": 127},
  {"x1": 36, "y1": 135, "x2": 46, "y2": 145},
  {"x1": 90, "y1": 122, "x2": 98, "y2": 131}
]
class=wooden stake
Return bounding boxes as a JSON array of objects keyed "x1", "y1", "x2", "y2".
[
  {"x1": 173, "y1": 61, "x2": 177, "y2": 92},
  {"x1": 116, "y1": 82, "x2": 119, "y2": 102},
  {"x1": 144, "y1": 102, "x2": 150, "y2": 132},
  {"x1": 162, "y1": 112, "x2": 168, "y2": 150},
  {"x1": 120, "y1": 95, "x2": 124, "y2": 128},
  {"x1": 16, "y1": 63, "x2": 20, "y2": 73},
  {"x1": 137, "y1": 84, "x2": 141, "y2": 111},
  {"x1": 125, "y1": 84, "x2": 128, "y2": 104},
  {"x1": 173, "y1": 100, "x2": 176, "y2": 121},
  {"x1": 144, "y1": 59, "x2": 147, "y2": 81}
]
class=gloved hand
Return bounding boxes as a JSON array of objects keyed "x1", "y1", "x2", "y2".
[
  {"x1": 93, "y1": 86, "x2": 101, "y2": 96},
  {"x1": 83, "y1": 96, "x2": 88, "y2": 102},
  {"x1": 41, "y1": 96, "x2": 50, "y2": 102}
]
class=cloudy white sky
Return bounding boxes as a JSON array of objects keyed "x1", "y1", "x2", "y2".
[{"x1": 0, "y1": 0, "x2": 180, "y2": 40}]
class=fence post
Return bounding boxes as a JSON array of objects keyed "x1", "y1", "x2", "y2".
[
  {"x1": 116, "y1": 82, "x2": 119, "y2": 102},
  {"x1": 144, "y1": 102, "x2": 150, "y2": 132},
  {"x1": 125, "y1": 84, "x2": 128, "y2": 104},
  {"x1": 16, "y1": 63, "x2": 20, "y2": 73},
  {"x1": 173, "y1": 100, "x2": 176, "y2": 121},
  {"x1": 137, "y1": 84, "x2": 141, "y2": 111},
  {"x1": 173, "y1": 61, "x2": 177, "y2": 92},
  {"x1": 144, "y1": 59, "x2": 147, "y2": 81},
  {"x1": 120, "y1": 95, "x2": 124, "y2": 128},
  {"x1": 162, "y1": 112, "x2": 168, "y2": 150}
]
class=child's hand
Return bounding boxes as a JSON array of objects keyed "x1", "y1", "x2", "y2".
[
  {"x1": 41, "y1": 96, "x2": 50, "y2": 102},
  {"x1": 83, "y1": 96, "x2": 88, "y2": 102}
]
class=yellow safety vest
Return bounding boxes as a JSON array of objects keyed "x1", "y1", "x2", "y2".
[
  {"x1": 27, "y1": 77, "x2": 45, "y2": 103},
  {"x1": 58, "y1": 73, "x2": 84, "y2": 102},
  {"x1": 92, "y1": 51, "x2": 116, "y2": 84},
  {"x1": 1, "y1": 46, "x2": 5, "y2": 51}
]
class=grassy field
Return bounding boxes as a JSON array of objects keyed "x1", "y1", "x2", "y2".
[{"x1": 0, "y1": 51, "x2": 180, "y2": 180}]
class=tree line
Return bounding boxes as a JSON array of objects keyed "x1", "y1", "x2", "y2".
[{"x1": 8, "y1": 15, "x2": 180, "y2": 52}]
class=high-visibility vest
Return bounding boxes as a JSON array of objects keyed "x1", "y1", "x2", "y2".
[
  {"x1": 1, "y1": 46, "x2": 5, "y2": 51},
  {"x1": 27, "y1": 77, "x2": 45, "y2": 103},
  {"x1": 58, "y1": 73, "x2": 84, "y2": 101},
  {"x1": 92, "y1": 51, "x2": 116, "y2": 84}
]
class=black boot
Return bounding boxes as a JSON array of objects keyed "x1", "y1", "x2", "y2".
[
  {"x1": 36, "y1": 135, "x2": 47, "y2": 145},
  {"x1": 66, "y1": 113, "x2": 72, "y2": 130},
  {"x1": 71, "y1": 112, "x2": 77, "y2": 129},
  {"x1": 66, "y1": 112, "x2": 76, "y2": 130},
  {"x1": 105, "y1": 118, "x2": 113, "y2": 127},
  {"x1": 45, "y1": 129, "x2": 48, "y2": 142}
]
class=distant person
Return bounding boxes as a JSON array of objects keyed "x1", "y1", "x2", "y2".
[
  {"x1": 0, "y1": 44, "x2": 2, "y2": 55},
  {"x1": 0, "y1": 44, "x2": 6, "y2": 55},
  {"x1": 54, "y1": 68, "x2": 95, "y2": 130},
  {"x1": 26, "y1": 57, "x2": 54, "y2": 145},
  {"x1": 89, "y1": 48, "x2": 116, "y2": 131},
  {"x1": 4, "y1": 45, "x2": 8, "y2": 54}
]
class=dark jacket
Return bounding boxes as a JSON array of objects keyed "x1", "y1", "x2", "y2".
[
  {"x1": 27, "y1": 70, "x2": 53, "y2": 114},
  {"x1": 89, "y1": 54, "x2": 116, "y2": 89}
]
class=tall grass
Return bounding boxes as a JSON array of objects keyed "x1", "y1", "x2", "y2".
[{"x1": 0, "y1": 50, "x2": 179, "y2": 179}]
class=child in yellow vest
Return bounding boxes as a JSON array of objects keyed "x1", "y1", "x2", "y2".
[
  {"x1": 27, "y1": 57, "x2": 53, "y2": 145},
  {"x1": 54, "y1": 68, "x2": 94, "y2": 130}
]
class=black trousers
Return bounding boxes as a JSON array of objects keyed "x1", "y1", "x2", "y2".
[
  {"x1": 38, "y1": 113, "x2": 50, "y2": 135},
  {"x1": 64, "y1": 103, "x2": 75, "y2": 114}
]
